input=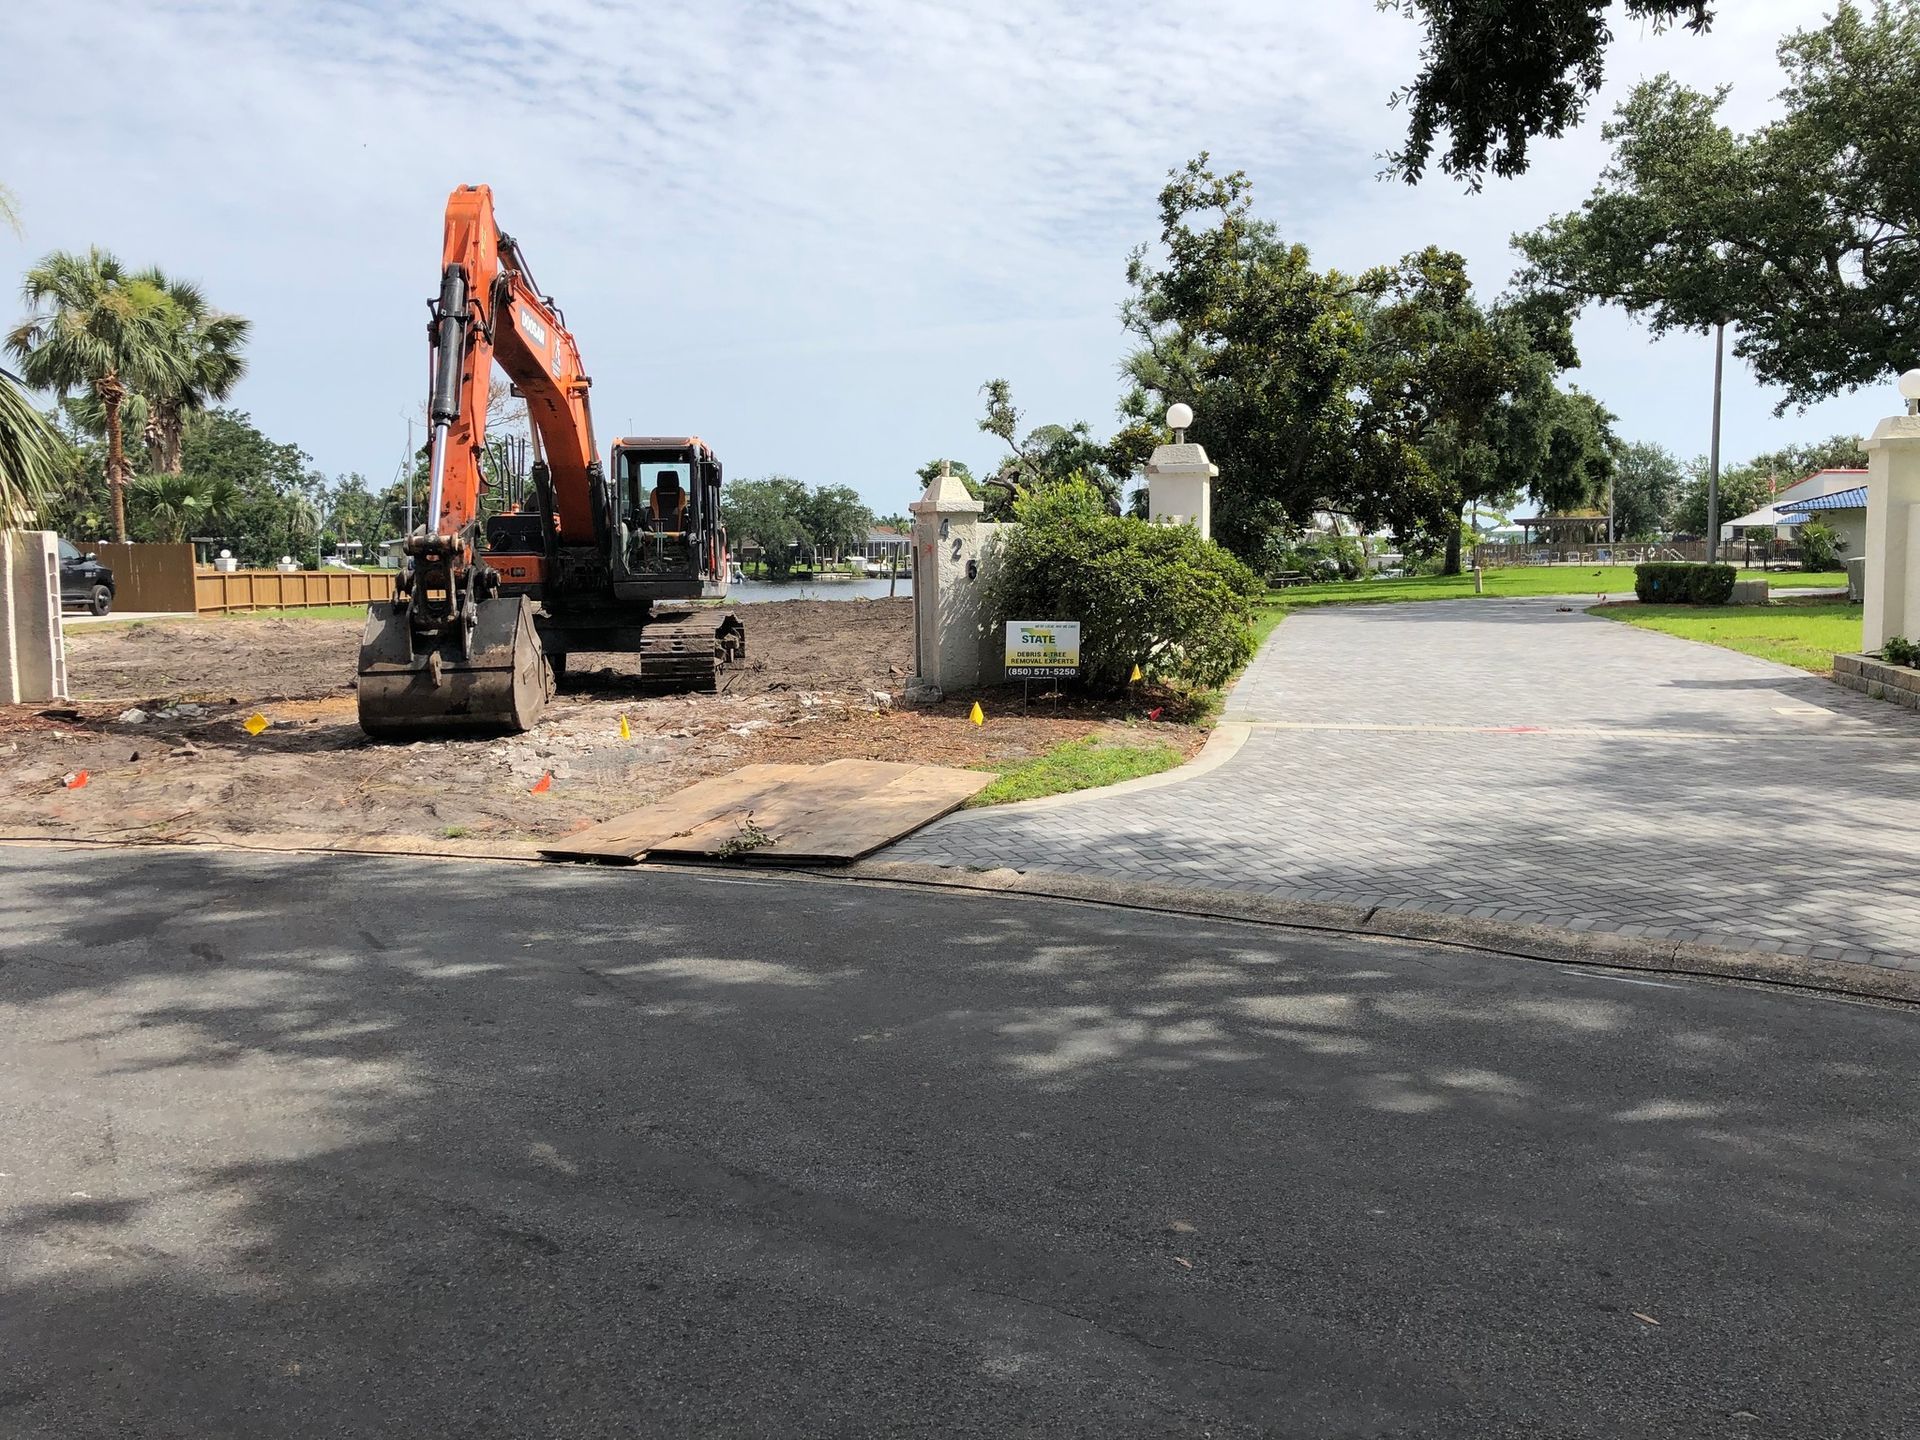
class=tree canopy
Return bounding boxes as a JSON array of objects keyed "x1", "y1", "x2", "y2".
[
  {"x1": 133, "y1": 268, "x2": 251, "y2": 475},
  {"x1": 976, "y1": 380, "x2": 1134, "y2": 515},
  {"x1": 1608, "y1": 440, "x2": 1684, "y2": 539},
  {"x1": 6, "y1": 248, "x2": 180, "y2": 539},
  {"x1": 1518, "y1": 1, "x2": 1920, "y2": 410},
  {"x1": 1119, "y1": 156, "x2": 1609, "y2": 570},
  {"x1": 798, "y1": 483, "x2": 875, "y2": 560},
  {"x1": 1383, "y1": 0, "x2": 1714, "y2": 185},
  {"x1": 721, "y1": 477, "x2": 875, "y2": 574}
]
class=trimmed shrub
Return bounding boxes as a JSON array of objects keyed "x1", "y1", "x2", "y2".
[
  {"x1": 992, "y1": 480, "x2": 1262, "y2": 692},
  {"x1": 1883, "y1": 635, "x2": 1919, "y2": 667},
  {"x1": 1633, "y1": 562, "x2": 1737, "y2": 605}
]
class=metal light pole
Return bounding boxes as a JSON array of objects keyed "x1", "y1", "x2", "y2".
[
  {"x1": 404, "y1": 417, "x2": 415, "y2": 536},
  {"x1": 1706, "y1": 321, "x2": 1725, "y2": 562}
]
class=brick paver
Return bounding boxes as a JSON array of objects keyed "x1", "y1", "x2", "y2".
[{"x1": 889, "y1": 598, "x2": 1920, "y2": 969}]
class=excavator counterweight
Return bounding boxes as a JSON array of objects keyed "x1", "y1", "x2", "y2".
[{"x1": 356, "y1": 184, "x2": 740, "y2": 738}]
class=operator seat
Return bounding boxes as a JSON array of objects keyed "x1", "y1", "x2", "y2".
[{"x1": 649, "y1": 473, "x2": 688, "y2": 532}]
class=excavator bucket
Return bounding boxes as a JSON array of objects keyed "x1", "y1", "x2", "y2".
[{"x1": 356, "y1": 594, "x2": 553, "y2": 738}]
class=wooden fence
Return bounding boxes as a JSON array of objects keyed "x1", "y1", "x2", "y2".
[
  {"x1": 71, "y1": 543, "x2": 397, "y2": 614},
  {"x1": 194, "y1": 568, "x2": 393, "y2": 613},
  {"x1": 91, "y1": 542, "x2": 199, "y2": 613}
]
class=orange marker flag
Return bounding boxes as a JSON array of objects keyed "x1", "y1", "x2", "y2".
[
  {"x1": 969, "y1": 701, "x2": 984, "y2": 726},
  {"x1": 529, "y1": 772, "x2": 552, "y2": 794},
  {"x1": 62, "y1": 769, "x2": 89, "y2": 789}
]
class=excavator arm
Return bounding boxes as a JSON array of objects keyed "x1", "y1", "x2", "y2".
[{"x1": 423, "y1": 184, "x2": 601, "y2": 547}]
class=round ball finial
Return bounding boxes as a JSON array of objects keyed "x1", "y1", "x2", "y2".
[
  {"x1": 1166, "y1": 402, "x2": 1194, "y2": 433},
  {"x1": 1899, "y1": 369, "x2": 1920, "y2": 402}
]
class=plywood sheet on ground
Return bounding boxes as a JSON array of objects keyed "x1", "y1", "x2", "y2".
[
  {"x1": 538, "y1": 763, "x2": 813, "y2": 862},
  {"x1": 540, "y1": 758, "x2": 993, "y2": 866}
]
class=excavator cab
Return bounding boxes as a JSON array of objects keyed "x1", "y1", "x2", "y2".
[{"x1": 610, "y1": 438, "x2": 731, "y2": 600}]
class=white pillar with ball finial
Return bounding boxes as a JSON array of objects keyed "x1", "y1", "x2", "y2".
[
  {"x1": 1145, "y1": 402, "x2": 1217, "y2": 542},
  {"x1": 1862, "y1": 369, "x2": 1920, "y2": 652}
]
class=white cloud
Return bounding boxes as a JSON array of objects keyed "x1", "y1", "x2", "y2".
[{"x1": 0, "y1": 0, "x2": 1870, "y2": 512}]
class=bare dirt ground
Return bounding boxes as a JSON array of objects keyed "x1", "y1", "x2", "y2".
[{"x1": 2, "y1": 599, "x2": 1202, "y2": 849}]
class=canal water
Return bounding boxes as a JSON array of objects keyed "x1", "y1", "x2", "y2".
[{"x1": 731, "y1": 576, "x2": 911, "y2": 602}]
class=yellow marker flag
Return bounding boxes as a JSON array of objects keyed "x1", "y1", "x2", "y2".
[
  {"x1": 1130, "y1": 663, "x2": 1143, "y2": 682},
  {"x1": 243, "y1": 713, "x2": 269, "y2": 736},
  {"x1": 618, "y1": 713, "x2": 631, "y2": 740},
  {"x1": 969, "y1": 701, "x2": 985, "y2": 726}
]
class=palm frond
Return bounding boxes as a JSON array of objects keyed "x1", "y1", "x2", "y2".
[{"x1": 0, "y1": 367, "x2": 61, "y2": 523}]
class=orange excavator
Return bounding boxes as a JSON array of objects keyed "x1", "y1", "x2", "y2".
[{"x1": 357, "y1": 184, "x2": 743, "y2": 736}]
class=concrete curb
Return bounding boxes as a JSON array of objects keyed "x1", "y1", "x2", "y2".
[
  {"x1": 10, "y1": 829, "x2": 1914, "y2": 1005},
  {"x1": 848, "y1": 859, "x2": 1920, "y2": 1006}
]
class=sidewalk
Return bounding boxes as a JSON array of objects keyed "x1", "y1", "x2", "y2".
[{"x1": 886, "y1": 597, "x2": 1920, "y2": 979}]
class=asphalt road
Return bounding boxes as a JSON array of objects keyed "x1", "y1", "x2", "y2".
[{"x1": 3, "y1": 845, "x2": 1918, "y2": 1438}]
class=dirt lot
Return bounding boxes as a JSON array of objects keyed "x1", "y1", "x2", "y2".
[{"x1": 3, "y1": 599, "x2": 1202, "y2": 849}]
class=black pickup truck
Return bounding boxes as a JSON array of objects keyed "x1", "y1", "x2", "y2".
[{"x1": 58, "y1": 539, "x2": 115, "y2": 615}]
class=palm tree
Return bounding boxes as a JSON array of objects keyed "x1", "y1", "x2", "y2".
[
  {"x1": 134, "y1": 269, "x2": 250, "y2": 474},
  {"x1": 0, "y1": 184, "x2": 60, "y2": 525},
  {"x1": 129, "y1": 470, "x2": 235, "y2": 544},
  {"x1": 0, "y1": 364, "x2": 62, "y2": 525},
  {"x1": 6, "y1": 248, "x2": 180, "y2": 540}
]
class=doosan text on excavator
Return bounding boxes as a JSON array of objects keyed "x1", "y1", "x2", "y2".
[{"x1": 356, "y1": 183, "x2": 744, "y2": 737}]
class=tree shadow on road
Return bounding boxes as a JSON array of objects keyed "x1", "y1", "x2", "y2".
[{"x1": 2, "y1": 847, "x2": 1917, "y2": 1438}]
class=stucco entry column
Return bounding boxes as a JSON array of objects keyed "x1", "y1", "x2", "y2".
[
  {"x1": 907, "y1": 463, "x2": 988, "y2": 703},
  {"x1": 1863, "y1": 400, "x2": 1920, "y2": 652},
  {"x1": 2, "y1": 530, "x2": 67, "y2": 704}
]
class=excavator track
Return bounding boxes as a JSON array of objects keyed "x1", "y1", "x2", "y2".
[{"x1": 630, "y1": 608, "x2": 746, "y2": 693}]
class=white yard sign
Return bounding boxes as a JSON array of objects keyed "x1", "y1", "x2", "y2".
[{"x1": 1004, "y1": 621, "x2": 1081, "y2": 679}]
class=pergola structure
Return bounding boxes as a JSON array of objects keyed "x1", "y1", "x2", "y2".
[{"x1": 1510, "y1": 513, "x2": 1609, "y2": 546}]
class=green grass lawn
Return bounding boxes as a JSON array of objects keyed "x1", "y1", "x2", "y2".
[
  {"x1": 967, "y1": 734, "x2": 1184, "y2": 807},
  {"x1": 78, "y1": 604, "x2": 375, "y2": 631},
  {"x1": 1261, "y1": 566, "x2": 1845, "y2": 612},
  {"x1": 1594, "y1": 598, "x2": 1863, "y2": 673},
  {"x1": 217, "y1": 604, "x2": 372, "y2": 621}
]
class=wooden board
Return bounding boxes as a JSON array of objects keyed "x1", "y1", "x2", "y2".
[
  {"x1": 538, "y1": 763, "x2": 814, "y2": 863},
  {"x1": 540, "y1": 759, "x2": 994, "y2": 866},
  {"x1": 720, "y1": 764, "x2": 992, "y2": 863}
]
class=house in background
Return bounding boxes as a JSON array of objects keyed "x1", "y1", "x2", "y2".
[
  {"x1": 860, "y1": 527, "x2": 909, "y2": 565},
  {"x1": 1723, "y1": 467, "x2": 1868, "y2": 558},
  {"x1": 1776, "y1": 471, "x2": 1869, "y2": 557}
]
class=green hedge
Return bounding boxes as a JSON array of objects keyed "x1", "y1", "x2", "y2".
[
  {"x1": 1633, "y1": 562, "x2": 1737, "y2": 605},
  {"x1": 992, "y1": 480, "x2": 1261, "y2": 692}
]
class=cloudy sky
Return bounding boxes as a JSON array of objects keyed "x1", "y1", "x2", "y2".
[{"x1": 4, "y1": 0, "x2": 1867, "y2": 512}]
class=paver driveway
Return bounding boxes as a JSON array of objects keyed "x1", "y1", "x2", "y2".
[{"x1": 890, "y1": 597, "x2": 1920, "y2": 970}]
